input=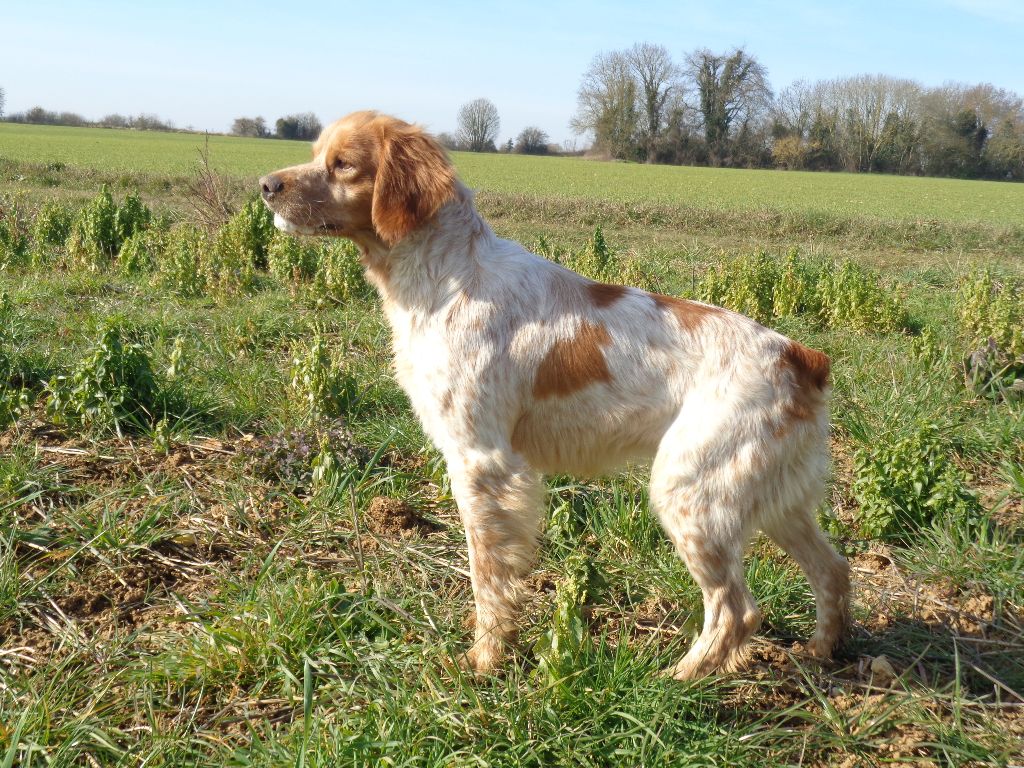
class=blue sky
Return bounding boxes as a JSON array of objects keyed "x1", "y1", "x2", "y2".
[{"x1": 2, "y1": 0, "x2": 1023, "y2": 145}]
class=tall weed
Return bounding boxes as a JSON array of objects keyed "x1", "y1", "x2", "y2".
[
  {"x1": 957, "y1": 270, "x2": 1023, "y2": 358},
  {"x1": 29, "y1": 200, "x2": 74, "y2": 265},
  {"x1": 46, "y1": 321, "x2": 161, "y2": 436},
  {"x1": 543, "y1": 227, "x2": 662, "y2": 292},
  {"x1": 697, "y1": 249, "x2": 908, "y2": 331},
  {"x1": 67, "y1": 186, "x2": 152, "y2": 270},
  {"x1": 0, "y1": 197, "x2": 29, "y2": 269},
  {"x1": 851, "y1": 422, "x2": 981, "y2": 540},
  {"x1": 289, "y1": 334, "x2": 359, "y2": 421},
  {"x1": 153, "y1": 225, "x2": 208, "y2": 296},
  {"x1": 311, "y1": 239, "x2": 371, "y2": 305}
]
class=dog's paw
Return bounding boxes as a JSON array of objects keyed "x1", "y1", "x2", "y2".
[
  {"x1": 802, "y1": 635, "x2": 839, "y2": 660},
  {"x1": 459, "y1": 640, "x2": 504, "y2": 678}
]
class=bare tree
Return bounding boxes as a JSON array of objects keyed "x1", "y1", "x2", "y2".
[
  {"x1": 773, "y1": 80, "x2": 818, "y2": 140},
  {"x1": 231, "y1": 116, "x2": 269, "y2": 138},
  {"x1": 685, "y1": 47, "x2": 772, "y2": 165},
  {"x1": 457, "y1": 98, "x2": 500, "y2": 152},
  {"x1": 0, "y1": 87, "x2": 5, "y2": 120},
  {"x1": 99, "y1": 113, "x2": 129, "y2": 128},
  {"x1": 436, "y1": 132, "x2": 459, "y2": 150},
  {"x1": 627, "y1": 43, "x2": 678, "y2": 162},
  {"x1": 514, "y1": 126, "x2": 549, "y2": 154},
  {"x1": 572, "y1": 51, "x2": 639, "y2": 159},
  {"x1": 827, "y1": 75, "x2": 920, "y2": 172}
]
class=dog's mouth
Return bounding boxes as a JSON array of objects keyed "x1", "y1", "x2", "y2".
[{"x1": 272, "y1": 213, "x2": 343, "y2": 237}]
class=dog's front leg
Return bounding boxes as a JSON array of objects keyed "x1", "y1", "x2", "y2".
[{"x1": 448, "y1": 451, "x2": 544, "y2": 675}]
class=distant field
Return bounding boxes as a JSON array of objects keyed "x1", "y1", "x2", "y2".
[{"x1": 3, "y1": 122, "x2": 1024, "y2": 228}]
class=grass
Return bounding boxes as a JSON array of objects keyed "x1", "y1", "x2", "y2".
[
  {"x1": 0, "y1": 133, "x2": 1022, "y2": 766},
  {"x1": 4, "y1": 122, "x2": 1024, "y2": 228}
]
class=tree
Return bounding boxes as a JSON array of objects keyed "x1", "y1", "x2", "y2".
[
  {"x1": 626, "y1": 43, "x2": 678, "y2": 162},
  {"x1": 276, "y1": 112, "x2": 322, "y2": 141},
  {"x1": 772, "y1": 79, "x2": 819, "y2": 149},
  {"x1": 131, "y1": 113, "x2": 173, "y2": 131},
  {"x1": 99, "y1": 113, "x2": 129, "y2": 128},
  {"x1": 685, "y1": 47, "x2": 772, "y2": 165},
  {"x1": 457, "y1": 98, "x2": 500, "y2": 152},
  {"x1": 436, "y1": 132, "x2": 459, "y2": 150},
  {"x1": 231, "y1": 116, "x2": 269, "y2": 138},
  {"x1": 0, "y1": 87, "x2": 5, "y2": 119},
  {"x1": 572, "y1": 50, "x2": 639, "y2": 159},
  {"x1": 918, "y1": 82, "x2": 1023, "y2": 178},
  {"x1": 514, "y1": 126, "x2": 549, "y2": 154},
  {"x1": 987, "y1": 117, "x2": 1024, "y2": 179},
  {"x1": 827, "y1": 75, "x2": 920, "y2": 172}
]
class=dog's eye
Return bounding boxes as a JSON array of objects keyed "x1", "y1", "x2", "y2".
[{"x1": 333, "y1": 159, "x2": 349, "y2": 173}]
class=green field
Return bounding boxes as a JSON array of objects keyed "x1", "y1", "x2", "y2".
[
  {"x1": 3, "y1": 122, "x2": 1024, "y2": 227},
  {"x1": 1, "y1": 126, "x2": 1023, "y2": 766}
]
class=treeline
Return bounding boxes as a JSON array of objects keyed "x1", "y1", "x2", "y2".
[
  {"x1": 0, "y1": 105, "x2": 323, "y2": 144},
  {"x1": 574, "y1": 43, "x2": 1024, "y2": 180},
  {"x1": 230, "y1": 113, "x2": 322, "y2": 141},
  {"x1": 3, "y1": 106, "x2": 176, "y2": 132}
]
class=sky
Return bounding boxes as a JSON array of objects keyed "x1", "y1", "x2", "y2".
[{"x1": 2, "y1": 0, "x2": 1023, "y2": 146}]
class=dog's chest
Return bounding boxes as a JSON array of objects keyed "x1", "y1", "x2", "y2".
[{"x1": 387, "y1": 309, "x2": 453, "y2": 438}]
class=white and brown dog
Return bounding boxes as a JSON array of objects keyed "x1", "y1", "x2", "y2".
[{"x1": 260, "y1": 111, "x2": 849, "y2": 679}]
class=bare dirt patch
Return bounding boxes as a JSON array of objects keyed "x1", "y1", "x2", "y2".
[{"x1": 364, "y1": 496, "x2": 439, "y2": 538}]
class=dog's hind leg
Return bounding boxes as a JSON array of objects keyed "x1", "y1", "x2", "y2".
[
  {"x1": 649, "y1": 415, "x2": 762, "y2": 680},
  {"x1": 448, "y1": 450, "x2": 545, "y2": 675},
  {"x1": 761, "y1": 504, "x2": 849, "y2": 659}
]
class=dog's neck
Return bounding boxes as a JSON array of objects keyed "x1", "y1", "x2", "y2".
[{"x1": 361, "y1": 182, "x2": 492, "y2": 317}]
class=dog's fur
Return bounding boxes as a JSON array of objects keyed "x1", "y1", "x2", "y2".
[{"x1": 260, "y1": 111, "x2": 850, "y2": 679}]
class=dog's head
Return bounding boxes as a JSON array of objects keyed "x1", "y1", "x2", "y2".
[{"x1": 259, "y1": 111, "x2": 456, "y2": 247}]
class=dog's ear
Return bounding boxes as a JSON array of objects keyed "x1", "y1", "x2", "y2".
[{"x1": 372, "y1": 123, "x2": 456, "y2": 246}]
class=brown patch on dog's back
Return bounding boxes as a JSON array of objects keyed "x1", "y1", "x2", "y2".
[
  {"x1": 533, "y1": 321, "x2": 613, "y2": 398},
  {"x1": 586, "y1": 282, "x2": 628, "y2": 308},
  {"x1": 650, "y1": 293, "x2": 721, "y2": 330},
  {"x1": 776, "y1": 340, "x2": 831, "y2": 432}
]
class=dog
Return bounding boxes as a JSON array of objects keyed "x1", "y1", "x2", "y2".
[{"x1": 259, "y1": 111, "x2": 850, "y2": 679}]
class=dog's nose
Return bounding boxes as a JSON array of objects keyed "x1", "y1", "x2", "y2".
[{"x1": 260, "y1": 174, "x2": 284, "y2": 198}]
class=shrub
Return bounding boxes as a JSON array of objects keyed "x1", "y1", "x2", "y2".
[
  {"x1": 153, "y1": 225, "x2": 208, "y2": 296},
  {"x1": 268, "y1": 232, "x2": 319, "y2": 283},
  {"x1": 311, "y1": 239, "x2": 371, "y2": 305},
  {"x1": 67, "y1": 185, "x2": 120, "y2": 269},
  {"x1": 289, "y1": 334, "x2": 359, "y2": 421},
  {"x1": 696, "y1": 249, "x2": 908, "y2": 332},
  {"x1": 208, "y1": 223, "x2": 258, "y2": 294},
  {"x1": 851, "y1": 422, "x2": 981, "y2": 541},
  {"x1": 0, "y1": 292, "x2": 34, "y2": 427},
  {"x1": 697, "y1": 249, "x2": 811, "y2": 324},
  {"x1": 114, "y1": 190, "x2": 151, "y2": 245},
  {"x1": 0, "y1": 198, "x2": 29, "y2": 269},
  {"x1": 67, "y1": 186, "x2": 153, "y2": 270},
  {"x1": 550, "y1": 228, "x2": 662, "y2": 293},
  {"x1": 957, "y1": 271, "x2": 1024, "y2": 401},
  {"x1": 119, "y1": 223, "x2": 169, "y2": 276},
  {"x1": 46, "y1": 321, "x2": 161, "y2": 436},
  {"x1": 223, "y1": 197, "x2": 275, "y2": 270},
  {"x1": 816, "y1": 260, "x2": 908, "y2": 332},
  {"x1": 29, "y1": 200, "x2": 74, "y2": 265},
  {"x1": 957, "y1": 270, "x2": 1023, "y2": 358}
]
